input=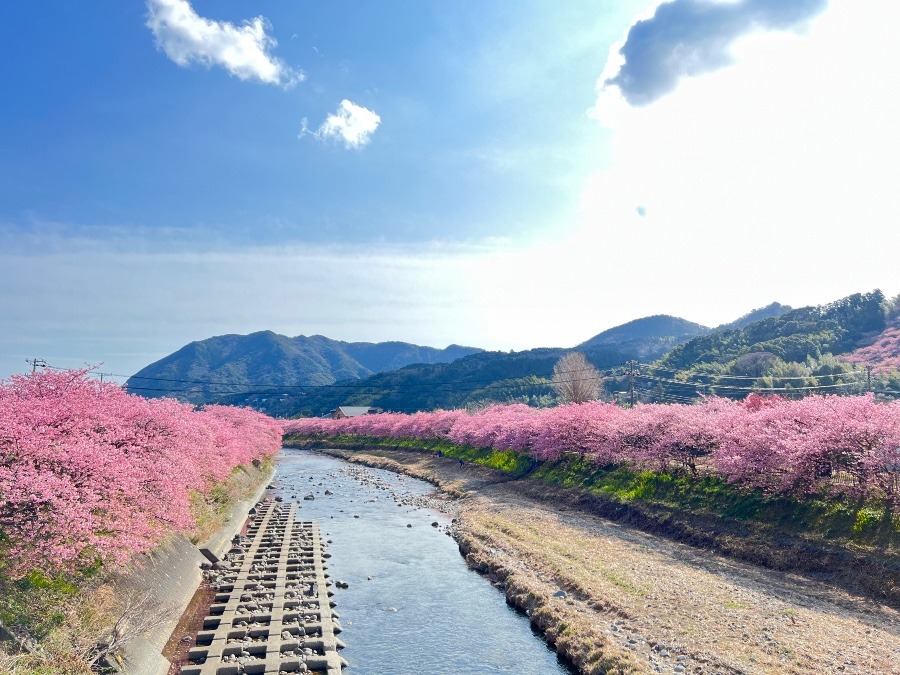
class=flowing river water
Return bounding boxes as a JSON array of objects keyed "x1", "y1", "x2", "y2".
[{"x1": 272, "y1": 447, "x2": 574, "y2": 674}]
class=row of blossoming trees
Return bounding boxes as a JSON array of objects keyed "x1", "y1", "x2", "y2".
[
  {"x1": 283, "y1": 394, "x2": 900, "y2": 504},
  {"x1": 0, "y1": 369, "x2": 282, "y2": 578}
]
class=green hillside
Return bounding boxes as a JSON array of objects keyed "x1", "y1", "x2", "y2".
[
  {"x1": 578, "y1": 314, "x2": 710, "y2": 359},
  {"x1": 125, "y1": 331, "x2": 482, "y2": 404},
  {"x1": 659, "y1": 291, "x2": 886, "y2": 371},
  {"x1": 632, "y1": 290, "x2": 894, "y2": 402},
  {"x1": 127, "y1": 290, "x2": 899, "y2": 415}
]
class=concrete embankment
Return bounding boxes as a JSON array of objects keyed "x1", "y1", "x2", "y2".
[{"x1": 115, "y1": 465, "x2": 274, "y2": 675}]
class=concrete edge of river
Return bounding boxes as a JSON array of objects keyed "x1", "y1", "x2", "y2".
[{"x1": 115, "y1": 464, "x2": 275, "y2": 675}]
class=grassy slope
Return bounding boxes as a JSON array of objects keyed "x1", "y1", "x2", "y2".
[
  {"x1": 0, "y1": 457, "x2": 274, "y2": 674},
  {"x1": 286, "y1": 434, "x2": 900, "y2": 601}
]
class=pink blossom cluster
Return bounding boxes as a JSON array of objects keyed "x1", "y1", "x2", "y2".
[
  {"x1": 843, "y1": 320, "x2": 900, "y2": 374},
  {"x1": 283, "y1": 393, "x2": 900, "y2": 502},
  {"x1": 0, "y1": 369, "x2": 281, "y2": 577}
]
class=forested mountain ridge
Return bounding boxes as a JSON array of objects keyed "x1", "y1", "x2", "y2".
[
  {"x1": 217, "y1": 315, "x2": 744, "y2": 416},
  {"x1": 714, "y1": 302, "x2": 793, "y2": 331},
  {"x1": 630, "y1": 290, "x2": 900, "y2": 403},
  {"x1": 128, "y1": 290, "x2": 899, "y2": 416},
  {"x1": 658, "y1": 291, "x2": 887, "y2": 372},
  {"x1": 577, "y1": 314, "x2": 709, "y2": 359},
  {"x1": 226, "y1": 344, "x2": 630, "y2": 417},
  {"x1": 125, "y1": 331, "x2": 482, "y2": 404}
]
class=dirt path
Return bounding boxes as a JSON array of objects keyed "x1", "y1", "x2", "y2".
[{"x1": 318, "y1": 447, "x2": 900, "y2": 675}]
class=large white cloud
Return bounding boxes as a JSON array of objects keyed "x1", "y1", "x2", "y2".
[
  {"x1": 145, "y1": 0, "x2": 301, "y2": 87},
  {"x1": 301, "y1": 100, "x2": 381, "y2": 149}
]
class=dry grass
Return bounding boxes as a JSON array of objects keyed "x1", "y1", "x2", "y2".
[
  {"x1": 337, "y1": 446, "x2": 900, "y2": 675},
  {"x1": 0, "y1": 458, "x2": 274, "y2": 673},
  {"x1": 189, "y1": 458, "x2": 274, "y2": 544},
  {"x1": 0, "y1": 581, "x2": 118, "y2": 674}
]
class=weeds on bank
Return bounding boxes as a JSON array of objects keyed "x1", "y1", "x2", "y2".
[
  {"x1": 190, "y1": 456, "x2": 275, "y2": 544},
  {"x1": 530, "y1": 455, "x2": 899, "y2": 550},
  {"x1": 0, "y1": 459, "x2": 274, "y2": 673},
  {"x1": 292, "y1": 434, "x2": 900, "y2": 552}
]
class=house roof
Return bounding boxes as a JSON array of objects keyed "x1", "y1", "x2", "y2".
[{"x1": 336, "y1": 406, "x2": 379, "y2": 417}]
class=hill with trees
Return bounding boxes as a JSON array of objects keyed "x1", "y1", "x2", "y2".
[
  {"x1": 658, "y1": 291, "x2": 886, "y2": 372},
  {"x1": 125, "y1": 331, "x2": 481, "y2": 404},
  {"x1": 628, "y1": 290, "x2": 896, "y2": 403},
  {"x1": 714, "y1": 302, "x2": 793, "y2": 331},
  {"x1": 218, "y1": 316, "x2": 722, "y2": 416},
  {"x1": 577, "y1": 314, "x2": 710, "y2": 359},
  {"x1": 126, "y1": 290, "x2": 900, "y2": 416}
]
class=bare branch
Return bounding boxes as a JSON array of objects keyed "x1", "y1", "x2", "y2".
[{"x1": 551, "y1": 353, "x2": 601, "y2": 404}]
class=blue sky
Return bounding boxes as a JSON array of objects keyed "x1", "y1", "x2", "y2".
[{"x1": 2, "y1": 0, "x2": 898, "y2": 380}]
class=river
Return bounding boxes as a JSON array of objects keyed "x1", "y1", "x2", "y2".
[{"x1": 272, "y1": 447, "x2": 573, "y2": 674}]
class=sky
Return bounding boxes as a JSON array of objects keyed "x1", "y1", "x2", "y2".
[{"x1": 1, "y1": 0, "x2": 899, "y2": 381}]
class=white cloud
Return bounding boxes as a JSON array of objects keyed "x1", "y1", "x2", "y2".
[
  {"x1": 145, "y1": 0, "x2": 302, "y2": 87},
  {"x1": 301, "y1": 100, "x2": 381, "y2": 149},
  {"x1": 578, "y1": 0, "x2": 900, "y2": 323},
  {"x1": 598, "y1": 0, "x2": 827, "y2": 107}
]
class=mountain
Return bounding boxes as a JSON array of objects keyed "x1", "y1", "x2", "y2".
[
  {"x1": 578, "y1": 315, "x2": 709, "y2": 360},
  {"x1": 715, "y1": 302, "x2": 793, "y2": 331},
  {"x1": 658, "y1": 291, "x2": 887, "y2": 372},
  {"x1": 221, "y1": 344, "x2": 631, "y2": 416},
  {"x1": 125, "y1": 331, "x2": 482, "y2": 404},
  {"x1": 128, "y1": 292, "x2": 894, "y2": 417}
]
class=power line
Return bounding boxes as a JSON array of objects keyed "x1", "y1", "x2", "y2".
[
  {"x1": 637, "y1": 362, "x2": 866, "y2": 381},
  {"x1": 34, "y1": 358, "x2": 896, "y2": 404}
]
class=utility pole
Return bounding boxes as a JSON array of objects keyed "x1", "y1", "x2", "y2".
[
  {"x1": 26, "y1": 358, "x2": 47, "y2": 373},
  {"x1": 866, "y1": 365, "x2": 873, "y2": 390},
  {"x1": 628, "y1": 360, "x2": 637, "y2": 408}
]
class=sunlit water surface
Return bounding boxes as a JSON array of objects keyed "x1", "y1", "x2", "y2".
[{"x1": 273, "y1": 448, "x2": 573, "y2": 674}]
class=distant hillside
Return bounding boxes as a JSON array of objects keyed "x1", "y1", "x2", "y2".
[
  {"x1": 715, "y1": 302, "x2": 793, "y2": 331},
  {"x1": 578, "y1": 315, "x2": 709, "y2": 359},
  {"x1": 128, "y1": 291, "x2": 897, "y2": 416},
  {"x1": 228, "y1": 313, "x2": 717, "y2": 416},
  {"x1": 659, "y1": 291, "x2": 887, "y2": 372},
  {"x1": 842, "y1": 314, "x2": 900, "y2": 374},
  {"x1": 125, "y1": 331, "x2": 482, "y2": 404},
  {"x1": 223, "y1": 344, "x2": 630, "y2": 416}
]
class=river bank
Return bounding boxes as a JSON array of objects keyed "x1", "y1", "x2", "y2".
[
  {"x1": 0, "y1": 460, "x2": 274, "y2": 675},
  {"x1": 303, "y1": 443, "x2": 900, "y2": 675}
]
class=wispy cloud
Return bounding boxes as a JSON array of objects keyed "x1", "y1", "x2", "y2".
[
  {"x1": 600, "y1": 0, "x2": 827, "y2": 107},
  {"x1": 145, "y1": 0, "x2": 302, "y2": 87},
  {"x1": 300, "y1": 100, "x2": 381, "y2": 149}
]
